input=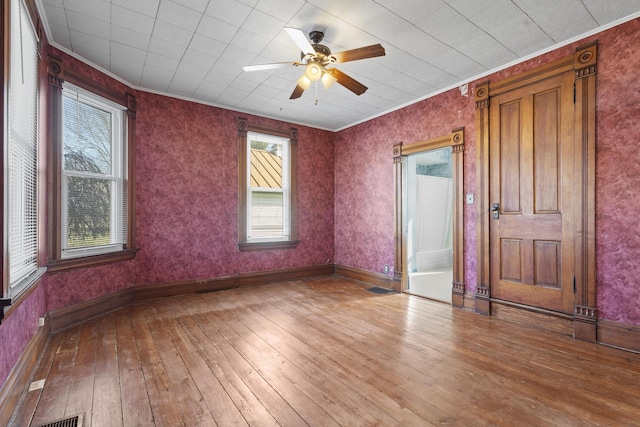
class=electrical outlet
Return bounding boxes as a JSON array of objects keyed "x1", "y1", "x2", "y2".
[
  {"x1": 28, "y1": 379, "x2": 45, "y2": 392},
  {"x1": 38, "y1": 317, "x2": 45, "y2": 327},
  {"x1": 384, "y1": 265, "x2": 389, "y2": 274}
]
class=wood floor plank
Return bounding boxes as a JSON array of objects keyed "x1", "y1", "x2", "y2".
[
  {"x1": 129, "y1": 304, "x2": 186, "y2": 427},
  {"x1": 30, "y1": 327, "x2": 81, "y2": 425},
  {"x1": 250, "y1": 281, "x2": 611, "y2": 425},
  {"x1": 350, "y1": 287, "x2": 640, "y2": 424},
  {"x1": 10, "y1": 332, "x2": 65, "y2": 427},
  {"x1": 246, "y1": 283, "x2": 520, "y2": 426},
  {"x1": 233, "y1": 287, "x2": 445, "y2": 426},
  {"x1": 91, "y1": 315, "x2": 124, "y2": 427},
  {"x1": 114, "y1": 311, "x2": 155, "y2": 427},
  {"x1": 183, "y1": 295, "x2": 343, "y2": 427},
  {"x1": 156, "y1": 302, "x2": 249, "y2": 426},
  {"x1": 203, "y1": 300, "x2": 371, "y2": 426},
  {"x1": 142, "y1": 302, "x2": 217, "y2": 427},
  {"x1": 176, "y1": 305, "x2": 281, "y2": 427},
  {"x1": 13, "y1": 276, "x2": 640, "y2": 426},
  {"x1": 63, "y1": 318, "x2": 98, "y2": 424},
  {"x1": 180, "y1": 299, "x2": 309, "y2": 426}
]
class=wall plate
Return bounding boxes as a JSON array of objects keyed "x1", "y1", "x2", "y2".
[{"x1": 28, "y1": 379, "x2": 45, "y2": 392}]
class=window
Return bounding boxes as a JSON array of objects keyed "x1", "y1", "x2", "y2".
[
  {"x1": 237, "y1": 119, "x2": 299, "y2": 251},
  {"x1": 4, "y1": 0, "x2": 43, "y2": 302},
  {"x1": 247, "y1": 132, "x2": 290, "y2": 240},
  {"x1": 60, "y1": 85, "x2": 127, "y2": 259},
  {"x1": 47, "y1": 60, "x2": 137, "y2": 272}
]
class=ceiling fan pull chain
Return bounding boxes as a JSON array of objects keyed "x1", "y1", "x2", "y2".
[{"x1": 315, "y1": 82, "x2": 319, "y2": 105}]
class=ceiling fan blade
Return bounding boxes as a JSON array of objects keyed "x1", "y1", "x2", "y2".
[
  {"x1": 284, "y1": 27, "x2": 316, "y2": 55},
  {"x1": 331, "y1": 44, "x2": 385, "y2": 63},
  {"x1": 243, "y1": 62, "x2": 300, "y2": 72},
  {"x1": 290, "y1": 84, "x2": 305, "y2": 99},
  {"x1": 328, "y1": 68, "x2": 368, "y2": 95}
]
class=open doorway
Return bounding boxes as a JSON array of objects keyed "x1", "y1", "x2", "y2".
[
  {"x1": 393, "y1": 128, "x2": 465, "y2": 308},
  {"x1": 406, "y1": 148, "x2": 453, "y2": 303}
]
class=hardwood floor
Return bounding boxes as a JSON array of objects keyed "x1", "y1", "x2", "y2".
[{"x1": 11, "y1": 276, "x2": 640, "y2": 426}]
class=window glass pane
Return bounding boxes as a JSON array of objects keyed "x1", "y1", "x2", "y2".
[
  {"x1": 250, "y1": 191, "x2": 283, "y2": 237},
  {"x1": 249, "y1": 139, "x2": 283, "y2": 189},
  {"x1": 64, "y1": 176, "x2": 112, "y2": 249},
  {"x1": 63, "y1": 95, "x2": 112, "y2": 175},
  {"x1": 247, "y1": 131, "x2": 289, "y2": 240},
  {"x1": 61, "y1": 85, "x2": 127, "y2": 258}
]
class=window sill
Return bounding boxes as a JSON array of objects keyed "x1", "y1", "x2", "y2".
[
  {"x1": 238, "y1": 240, "x2": 300, "y2": 252},
  {"x1": 47, "y1": 248, "x2": 138, "y2": 273}
]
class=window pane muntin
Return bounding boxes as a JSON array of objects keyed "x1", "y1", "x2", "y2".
[
  {"x1": 61, "y1": 85, "x2": 127, "y2": 258},
  {"x1": 246, "y1": 131, "x2": 290, "y2": 241}
]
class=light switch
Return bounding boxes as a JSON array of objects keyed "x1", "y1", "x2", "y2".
[{"x1": 466, "y1": 194, "x2": 474, "y2": 204}]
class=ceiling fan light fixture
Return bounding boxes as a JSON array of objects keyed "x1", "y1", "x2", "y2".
[
  {"x1": 297, "y1": 74, "x2": 312, "y2": 90},
  {"x1": 321, "y1": 71, "x2": 337, "y2": 89},
  {"x1": 304, "y1": 61, "x2": 322, "y2": 82}
]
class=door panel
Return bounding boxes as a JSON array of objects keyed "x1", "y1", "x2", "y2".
[{"x1": 490, "y1": 72, "x2": 575, "y2": 314}]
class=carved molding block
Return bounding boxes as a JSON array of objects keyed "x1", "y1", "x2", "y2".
[
  {"x1": 237, "y1": 117, "x2": 248, "y2": 134},
  {"x1": 574, "y1": 305, "x2": 598, "y2": 321},
  {"x1": 47, "y1": 74, "x2": 63, "y2": 88},
  {"x1": 475, "y1": 82, "x2": 489, "y2": 110},
  {"x1": 126, "y1": 93, "x2": 137, "y2": 119},
  {"x1": 393, "y1": 143, "x2": 402, "y2": 164},
  {"x1": 575, "y1": 42, "x2": 598, "y2": 79},
  {"x1": 452, "y1": 281, "x2": 465, "y2": 294},
  {"x1": 290, "y1": 128, "x2": 298, "y2": 145},
  {"x1": 476, "y1": 286, "x2": 490, "y2": 298}
]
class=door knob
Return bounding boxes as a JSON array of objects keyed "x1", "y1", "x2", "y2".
[{"x1": 491, "y1": 203, "x2": 500, "y2": 220}]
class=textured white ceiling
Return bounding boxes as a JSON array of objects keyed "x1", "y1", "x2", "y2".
[{"x1": 37, "y1": 0, "x2": 640, "y2": 131}]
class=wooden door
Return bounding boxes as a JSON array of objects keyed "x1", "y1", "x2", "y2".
[{"x1": 489, "y1": 71, "x2": 575, "y2": 314}]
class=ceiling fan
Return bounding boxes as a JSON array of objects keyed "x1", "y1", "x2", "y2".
[{"x1": 243, "y1": 28, "x2": 385, "y2": 100}]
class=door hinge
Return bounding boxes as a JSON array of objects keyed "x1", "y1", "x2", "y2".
[{"x1": 573, "y1": 276, "x2": 576, "y2": 293}]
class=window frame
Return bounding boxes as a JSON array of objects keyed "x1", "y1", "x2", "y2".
[
  {"x1": 60, "y1": 83, "x2": 127, "y2": 260},
  {"x1": 46, "y1": 55, "x2": 137, "y2": 272},
  {"x1": 237, "y1": 118, "x2": 299, "y2": 252},
  {"x1": 246, "y1": 131, "x2": 290, "y2": 242},
  {"x1": 2, "y1": 0, "x2": 46, "y2": 316}
]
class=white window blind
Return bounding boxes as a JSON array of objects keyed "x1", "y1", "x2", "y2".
[
  {"x1": 7, "y1": 0, "x2": 39, "y2": 296},
  {"x1": 61, "y1": 85, "x2": 128, "y2": 258}
]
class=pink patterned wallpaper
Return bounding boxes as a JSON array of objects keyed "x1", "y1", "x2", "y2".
[
  {"x1": 334, "y1": 90, "x2": 477, "y2": 289},
  {"x1": 593, "y1": 19, "x2": 640, "y2": 325},
  {"x1": 0, "y1": 277, "x2": 47, "y2": 390},
  {"x1": 133, "y1": 92, "x2": 335, "y2": 286},
  {"x1": 46, "y1": 262, "x2": 135, "y2": 311},
  {"x1": 335, "y1": 18, "x2": 640, "y2": 325}
]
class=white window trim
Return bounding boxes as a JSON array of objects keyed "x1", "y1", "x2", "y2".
[
  {"x1": 246, "y1": 131, "x2": 291, "y2": 242},
  {"x1": 60, "y1": 83, "x2": 127, "y2": 260}
]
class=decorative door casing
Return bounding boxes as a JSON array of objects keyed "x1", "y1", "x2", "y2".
[
  {"x1": 394, "y1": 129, "x2": 465, "y2": 307},
  {"x1": 475, "y1": 43, "x2": 597, "y2": 341}
]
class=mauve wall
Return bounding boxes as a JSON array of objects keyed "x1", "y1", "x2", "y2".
[
  {"x1": 334, "y1": 18, "x2": 640, "y2": 325},
  {"x1": 594, "y1": 19, "x2": 640, "y2": 325},
  {"x1": 134, "y1": 92, "x2": 335, "y2": 285},
  {"x1": 0, "y1": 279, "x2": 47, "y2": 391},
  {"x1": 334, "y1": 89, "x2": 477, "y2": 289}
]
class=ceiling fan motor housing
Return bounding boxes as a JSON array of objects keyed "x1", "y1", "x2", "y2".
[{"x1": 300, "y1": 31, "x2": 335, "y2": 66}]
